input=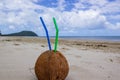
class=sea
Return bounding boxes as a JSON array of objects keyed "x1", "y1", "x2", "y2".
[{"x1": 47, "y1": 36, "x2": 120, "y2": 42}]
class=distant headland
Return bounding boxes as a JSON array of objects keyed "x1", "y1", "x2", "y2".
[{"x1": 0, "y1": 31, "x2": 38, "y2": 36}]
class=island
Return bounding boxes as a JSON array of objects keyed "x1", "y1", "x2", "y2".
[{"x1": 1, "y1": 31, "x2": 38, "y2": 36}]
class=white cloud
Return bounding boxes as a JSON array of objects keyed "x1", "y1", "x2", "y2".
[
  {"x1": 73, "y1": 0, "x2": 120, "y2": 14},
  {"x1": 0, "y1": 0, "x2": 120, "y2": 35},
  {"x1": 0, "y1": 0, "x2": 41, "y2": 25},
  {"x1": 57, "y1": 0, "x2": 66, "y2": 11},
  {"x1": 36, "y1": 9, "x2": 107, "y2": 31},
  {"x1": 87, "y1": 0, "x2": 108, "y2": 7},
  {"x1": 109, "y1": 15, "x2": 120, "y2": 21},
  {"x1": 73, "y1": 0, "x2": 108, "y2": 10},
  {"x1": 105, "y1": 22, "x2": 120, "y2": 30},
  {"x1": 100, "y1": 0, "x2": 120, "y2": 14},
  {"x1": 73, "y1": 2, "x2": 87, "y2": 10},
  {"x1": 57, "y1": 10, "x2": 106, "y2": 29}
]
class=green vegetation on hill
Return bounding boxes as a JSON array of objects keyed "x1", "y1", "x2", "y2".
[{"x1": 2, "y1": 31, "x2": 38, "y2": 36}]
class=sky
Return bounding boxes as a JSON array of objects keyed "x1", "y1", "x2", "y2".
[{"x1": 0, "y1": 0, "x2": 120, "y2": 36}]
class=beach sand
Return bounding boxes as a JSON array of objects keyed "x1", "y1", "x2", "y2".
[{"x1": 0, "y1": 36, "x2": 120, "y2": 80}]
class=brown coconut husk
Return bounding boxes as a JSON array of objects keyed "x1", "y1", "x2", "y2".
[{"x1": 35, "y1": 50, "x2": 69, "y2": 80}]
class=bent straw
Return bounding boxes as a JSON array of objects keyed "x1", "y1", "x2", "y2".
[
  {"x1": 40, "y1": 17, "x2": 52, "y2": 50},
  {"x1": 53, "y1": 17, "x2": 59, "y2": 52}
]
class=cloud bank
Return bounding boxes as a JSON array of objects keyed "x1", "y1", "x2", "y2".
[{"x1": 0, "y1": 0, "x2": 120, "y2": 36}]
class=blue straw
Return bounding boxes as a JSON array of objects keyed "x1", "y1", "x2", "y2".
[{"x1": 40, "y1": 17, "x2": 52, "y2": 50}]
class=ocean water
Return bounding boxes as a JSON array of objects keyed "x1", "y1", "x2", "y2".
[{"x1": 49, "y1": 36, "x2": 120, "y2": 42}]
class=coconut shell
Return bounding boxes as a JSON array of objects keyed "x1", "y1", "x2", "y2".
[{"x1": 35, "y1": 50, "x2": 69, "y2": 80}]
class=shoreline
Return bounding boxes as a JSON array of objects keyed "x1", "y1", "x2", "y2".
[
  {"x1": 1, "y1": 36, "x2": 120, "y2": 42},
  {"x1": 1, "y1": 36, "x2": 120, "y2": 53}
]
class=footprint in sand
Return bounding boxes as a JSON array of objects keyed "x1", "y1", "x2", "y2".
[
  {"x1": 41, "y1": 45, "x2": 45, "y2": 47},
  {"x1": 108, "y1": 57, "x2": 120, "y2": 63},
  {"x1": 71, "y1": 65, "x2": 81, "y2": 70},
  {"x1": 109, "y1": 58, "x2": 113, "y2": 62},
  {"x1": 99, "y1": 66, "x2": 104, "y2": 70},
  {"x1": 61, "y1": 47, "x2": 69, "y2": 50},
  {"x1": 75, "y1": 55, "x2": 81, "y2": 58},
  {"x1": 14, "y1": 43, "x2": 20, "y2": 46}
]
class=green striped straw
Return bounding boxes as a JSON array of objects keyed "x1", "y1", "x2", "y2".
[{"x1": 53, "y1": 17, "x2": 59, "y2": 52}]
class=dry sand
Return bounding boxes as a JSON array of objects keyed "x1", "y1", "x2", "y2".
[{"x1": 0, "y1": 36, "x2": 120, "y2": 80}]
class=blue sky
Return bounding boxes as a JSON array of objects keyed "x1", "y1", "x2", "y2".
[{"x1": 0, "y1": 0, "x2": 120, "y2": 36}]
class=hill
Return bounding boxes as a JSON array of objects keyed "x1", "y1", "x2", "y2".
[{"x1": 2, "y1": 31, "x2": 38, "y2": 36}]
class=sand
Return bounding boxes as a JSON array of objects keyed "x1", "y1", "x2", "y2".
[{"x1": 0, "y1": 36, "x2": 120, "y2": 80}]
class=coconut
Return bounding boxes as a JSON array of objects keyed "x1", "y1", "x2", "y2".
[{"x1": 35, "y1": 50, "x2": 69, "y2": 80}]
